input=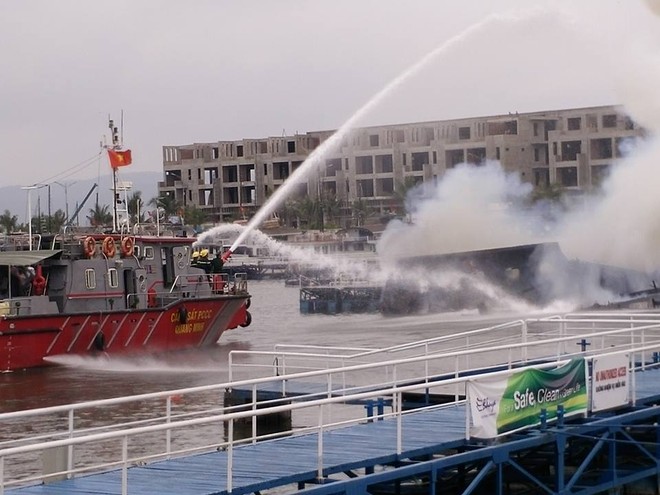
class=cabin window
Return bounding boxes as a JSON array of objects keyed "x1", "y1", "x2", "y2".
[
  {"x1": 143, "y1": 246, "x2": 154, "y2": 260},
  {"x1": 108, "y1": 268, "x2": 118, "y2": 288},
  {"x1": 85, "y1": 269, "x2": 96, "y2": 289}
]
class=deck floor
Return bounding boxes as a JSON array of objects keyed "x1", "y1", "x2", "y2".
[{"x1": 9, "y1": 368, "x2": 660, "y2": 495}]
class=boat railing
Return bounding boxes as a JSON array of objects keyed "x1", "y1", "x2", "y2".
[
  {"x1": 1, "y1": 326, "x2": 659, "y2": 493},
  {"x1": 0, "y1": 297, "x2": 36, "y2": 317},
  {"x1": 169, "y1": 272, "x2": 248, "y2": 297}
]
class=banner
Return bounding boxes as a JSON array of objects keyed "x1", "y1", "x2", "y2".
[
  {"x1": 591, "y1": 354, "x2": 629, "y2": 412},
  {"x1": 468, "y1": 359, "x2": 587, "y2": 438}
]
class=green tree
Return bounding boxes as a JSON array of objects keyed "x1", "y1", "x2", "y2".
[
  {"x1": 87, "y1": 203, "x2": 113, "y2": 227},
  {"x1": 393, "y1": 177, "x2": 420, "y2": 218},
  {"x1": 529, "y1": 182, "x2": 565, "y2": 204},
  {"x1": 0, "y1": 210, "x2": 18, "y2": 233},
  {"x1": 351, "y1": 198, "x2": 370, "y2": 227},
  {"x1": 42, "y1": 210, "x2": 67, "y2": 233},
  {"x1": 149, "y1": 195, "x2": 180, "y2": 217},
  {"x1": 319, "y1": 193, "x2": 342, "y2": 229},
  {"x1": 127, "y1": 191, "x2": 144, "y2": 224},
  {"x1": 183, "y1": 205, "x2": 207, "y2": 227}
]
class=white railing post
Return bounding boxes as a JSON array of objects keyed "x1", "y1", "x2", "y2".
[
  {"x1": 227, "y1": 418, "x2": 234, "y2": 493},
  {"x1": 122, "y1": 436, "x2": 128, "y2": 495},
  {"x1": 67, "y1": 409, "x2": 74, "y2": 478},
  {"x1": 252, "y1": 384, "x2": 258, "y2": 444},
  {"x1": 522, "y1": 320, "x2": 528, "y2": 363},
  {"x1": 396, "y1": 391, "x2": 402, "y2": 455},
  {"x1": 166, "y1": 397, "x2": 172, "y2": 456},
  {"x1": 465, "y1": 384, "x2": 471, "y2": 440},
  {"x1": 317, "y1": 405, "x2": 324, "y2": 481},
  {"x1": 228, "y1": 352, "x2": 233, "y2": 382}
]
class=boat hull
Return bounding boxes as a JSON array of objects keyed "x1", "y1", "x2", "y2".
[{"x1": 0, "y1": 296, "x2": 249, "y2": 371}]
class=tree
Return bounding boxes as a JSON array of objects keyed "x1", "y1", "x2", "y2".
[
  {"x1": 0, "y1": 210, "x2": 18, "y2": 234},
  {"x1": 393, "y1": 177, "x2": 421, "y2": 219},
  {"x1": 149, "y1": 195, "x2": 180, "y2": 217},
  {"x1": 183, "y1": 205, "x2": 207, "y2": 228},
  {"x1": 87, "y1": 203, "x2": 113, "y2": 227},
  {"x1": 351, "y1": 198, "x2": 370, "y2": 227},
  {"x1": 127, "y1": 191, "x2": 144, "y2": 224},
  {"x1": 319, "y1": 193, "x2": 342, "y2": 229},
  {"x1": 529, "y1": 182, "x2": 565, "y2": 204}
]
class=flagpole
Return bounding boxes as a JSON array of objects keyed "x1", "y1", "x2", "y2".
[{"x1": 109, "y1": 118, "x2": 119, "y2": 233}]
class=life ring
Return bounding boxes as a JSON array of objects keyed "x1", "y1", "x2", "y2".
[
  {"x1": 102, "y1": 237, "x2": 116, "y2": 258},
  {"x1": 83, "y1": 236, "x2": 96, "y2": 258},
  {"x1": 240, "y1": 311, "x2": 252, "y2": 328},
  {"x1": 120, "y1": 237, "x2": 135, "y2": 257}
]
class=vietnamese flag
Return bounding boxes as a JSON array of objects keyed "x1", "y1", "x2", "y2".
[{"x1": 107, "y1": 149, "x2": 132, "y2": 168}]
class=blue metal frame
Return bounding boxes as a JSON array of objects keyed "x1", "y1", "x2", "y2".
[{"x1": 298, "y1": 406, "x2": 660, "y2": 495}]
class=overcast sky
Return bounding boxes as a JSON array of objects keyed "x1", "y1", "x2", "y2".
[{"x1": 2, "y1": 0, "x2": 659, "y2": 191}]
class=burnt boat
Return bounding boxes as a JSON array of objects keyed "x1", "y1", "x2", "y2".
[
  {"x1": 380, "y1": 242, "x2": 659, "y2": 315},
  {"x1": 0, "y1": 230, "x2": 251, "y2": 371}
]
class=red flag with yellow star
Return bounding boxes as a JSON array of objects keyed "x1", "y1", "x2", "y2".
[{"x1": 107, "y1": 149, "x2": 132, "y2": 168}]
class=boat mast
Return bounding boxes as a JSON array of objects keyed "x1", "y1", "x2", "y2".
[{"x1": 109, "y1": 117, "x2": 120, "y2": 233}]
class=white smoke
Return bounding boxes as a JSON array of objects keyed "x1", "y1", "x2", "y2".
[{"x1": 378, "y1": 161, "x2": 539, "y2": 261}]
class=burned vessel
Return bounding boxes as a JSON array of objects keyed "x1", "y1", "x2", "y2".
[{"x1": 380, "y1": 242, "x2": 659, "y2": 315}]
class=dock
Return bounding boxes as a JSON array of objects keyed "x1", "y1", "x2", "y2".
[
  {"x1": 4, "y1": 312, "x2": 660, "y2": 494},
  {"x1": 299, "y1": 284, "x2": 382, "y2": 314}
]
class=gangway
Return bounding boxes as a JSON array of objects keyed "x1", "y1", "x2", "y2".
[{"x1": 3, "y1": 313, "x2": 660, "y2": 494}]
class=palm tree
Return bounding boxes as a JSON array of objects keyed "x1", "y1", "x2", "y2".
[
  {"x1": 351, "y1": 198, "x2": 369, "y2": 227},
  {"x1": 42, "y1": 210, "x2": 67, "y2": 233},
  {"x1": 127, "y1": 191, "x2": 144, "y2": 224},
  {"x1": 530, "y1": 182, "x2": 564, "y2": 204},
  {"x1": 87, "y1": 203, "x2": 113, "y2": 227},
  {"x1": 392, "y1": 177, "x2": 420, "y2": 219},
  {"x1": 183, "y1": 205, "x2": 207, "y2": 228},
  {"x1": 149, "y1": 195, "x2": 180, "y2": 217},
  {"x1": 0, "y1": 210, "x2": 18, "y2": 234}
]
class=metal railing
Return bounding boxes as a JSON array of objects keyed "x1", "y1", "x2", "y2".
[{"x1": 2, "y1": 313, "x2": 660, "y2": 494}]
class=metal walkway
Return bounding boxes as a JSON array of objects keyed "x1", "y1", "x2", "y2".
[{"x1": 4, "y1": 312, "x2": 660, "y2": 495}]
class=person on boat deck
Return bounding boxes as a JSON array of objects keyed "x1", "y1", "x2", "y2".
[
  {"x1": 0, "y1": 270, "x2": 8, "y2": 299},
  {"x1": 191, "y1": 250, "x2": 200, "y2": 268},
  {"x1": 10, "y1": 266, "x2": 33, "y2": 297},
  {"x1": 197, "y1": 249, "x2": 212, "y2": 274},
  {"x1": 211, "y1": 253, "x2": 224, "y2": 274}
]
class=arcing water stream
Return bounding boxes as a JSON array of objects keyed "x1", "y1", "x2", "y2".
[{"x1": 225, "y1": 12, "x2": 517, "y2": 254}]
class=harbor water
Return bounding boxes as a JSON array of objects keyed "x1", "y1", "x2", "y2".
[
  {"x1": 0, "y1": 279, "x2": 529, "y2": 414},
  {"x1": 0, "y1": 279, "x2": 539, "y2": 483}
]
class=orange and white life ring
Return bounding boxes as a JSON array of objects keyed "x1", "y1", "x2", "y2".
[
  {"x1": 102, "y1": 237, "x2": 116, "y2": 258},
  {"x1": 120, "y1": 237, "x2": 135, "y2": 257},
  {"x1": 83, "y1": 236, "x2": 96, "y2": 258}
]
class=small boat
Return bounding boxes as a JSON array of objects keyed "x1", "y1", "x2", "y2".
[{"x1": 0, "y1": 120, "x2": 251, "y2": 371}]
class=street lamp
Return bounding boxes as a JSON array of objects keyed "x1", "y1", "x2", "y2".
[
  {"x1": 53, "y1": 181, "x2": 75, "y2": 224},
  {"x1": 21, "y1": 185, "x2": 41, "y2": 250}
]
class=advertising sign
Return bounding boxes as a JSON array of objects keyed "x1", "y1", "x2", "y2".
[
  {"x1": 591, "y1": 354, "x2": 629, "y2": 412},
  {"x1": 468, "y1": 359, "x2": 587, "y2": 438}
]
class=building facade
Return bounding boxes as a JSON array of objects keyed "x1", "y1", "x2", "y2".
[{"x1": 158, "y1": 105, "x2": 642, "y2": 224}]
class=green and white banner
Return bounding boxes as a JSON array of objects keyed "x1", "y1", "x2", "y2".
[{"x1": 467, "y1": 359, "x2": 588, "y2": 438}]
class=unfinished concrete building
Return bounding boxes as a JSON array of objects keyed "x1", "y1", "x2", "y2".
[{"x1": 158, "y1": 105, "x2": 643, "y2": 224}]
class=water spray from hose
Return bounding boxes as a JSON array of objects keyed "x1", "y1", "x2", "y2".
[{"x1": 229, "y1": 13, "x2": 517, "y2": 254}]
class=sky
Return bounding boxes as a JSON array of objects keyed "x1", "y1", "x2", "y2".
[{"x1": 2, "y1": 0, "x2": 659, "y2": 194}]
